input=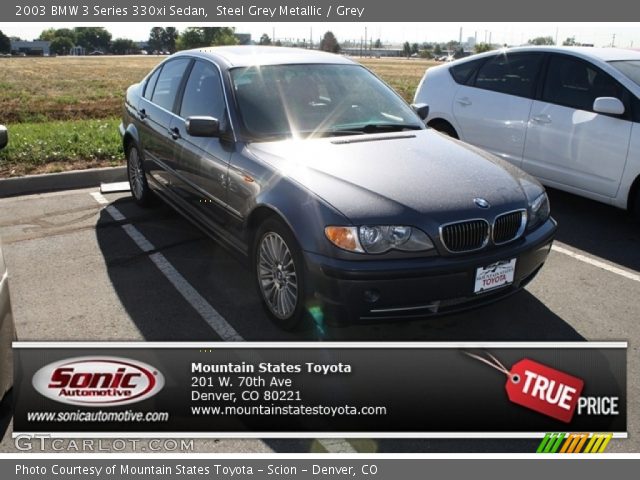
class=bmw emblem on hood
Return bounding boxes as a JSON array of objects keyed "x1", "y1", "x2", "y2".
[{"x1": 474, "y1": 198, "x2": 490, "y2": 209}]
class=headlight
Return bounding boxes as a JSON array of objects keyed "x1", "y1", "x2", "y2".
[
  {"x1": 527, "y1": 192, "x2": 550, "y2": 230},
  {"x1": 325, "y1": 225, "x2": 434, "y2": 254}
]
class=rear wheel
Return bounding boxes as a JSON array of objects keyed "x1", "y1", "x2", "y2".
[
  {"x1": 633, "y1": 189, "x2": 640, "y2": 222},
  {"x1": 254, "y1": 219, "x2": 307, "y2": 330},
  {"x1": 127, "y1": 144, "x2": 154, "y2": 207}
]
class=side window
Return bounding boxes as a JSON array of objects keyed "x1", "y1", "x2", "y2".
[
  {"x1": 143, "y1": 68, "x2": 161, "y2": 100},
  {"x1": 180, "y1": 61, "x2": 226, "y2": 122},
  {"x1": 543, "y1": 55, "x2": 624, "y2": 112},
  {"x1": 474, "y1": 53, "x2": 543, "y2": 98},
  {"x1": 151, "y1": 58, "x2": 191, "y2": 111},
  {"x1": 449, "y1": 57, "x2": 486, "y2": 85}
]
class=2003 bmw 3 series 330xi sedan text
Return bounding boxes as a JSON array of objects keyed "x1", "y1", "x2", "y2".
[{"x1": 119, "y1": 46, "x2": 557, "y2": 330}]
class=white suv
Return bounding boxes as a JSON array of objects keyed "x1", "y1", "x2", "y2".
[{"x1": 414, "y1": 47, "x2": 640, "y2": 217}]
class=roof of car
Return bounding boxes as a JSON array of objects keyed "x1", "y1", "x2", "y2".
[
  {"x1": 179, "y1": 46, "x2": 356, "y2": 68},
  {"x1": 483, "y1": 46, "x2": 640, "y2": 62}
]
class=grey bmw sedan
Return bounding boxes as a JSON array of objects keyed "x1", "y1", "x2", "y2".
[{"x1": 120, "y1": 46, "x2": 556, "y2": 330}]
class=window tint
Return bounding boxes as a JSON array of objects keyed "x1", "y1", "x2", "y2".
[
  {"x1": 450, "y1": 57, "x2": 486, "y2": 85},
  {"x1": 180, "y1": 61, "x2": 226, "y2": 121},
  {"x1": 544, "y1": 55, "x2": 624, "y2": 112},
  {"x1": 474, "y1": 53, "x2": 543, "y2": 98},
  {"x1": 151, "y1": 58, "x2": 191, "y2": 111},
  {"x1": 609, "y1": 60, "x2": 640, "y2": 87},
  {"x1": 143, "y1": 68, "x2": 161, "y2": 100}
]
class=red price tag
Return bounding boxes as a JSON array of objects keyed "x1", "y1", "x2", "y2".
[
  {"x1": 464, "y1": 352, "x2": 584, "y2": 424},
  {"x1": 506, "y1": 358, "x2": 584, "y2": 423}
]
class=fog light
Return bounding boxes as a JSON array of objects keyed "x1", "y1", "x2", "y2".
[{"x1": 363, "y1": 289, "x2": 380, "y2": 304}]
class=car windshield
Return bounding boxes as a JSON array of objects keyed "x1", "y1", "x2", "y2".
[
  {"x1": 230, "y1": 63, "x2": 423, "y2": 140},
  {"x1": 608, "y1": 60, "x2": 640, "y2": 87}
]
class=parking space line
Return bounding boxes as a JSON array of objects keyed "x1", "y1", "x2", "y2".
[
  {"x1": 552, "y1": 244, "x2": 640, "y2": 283},
  {"x1": 89, "y1": 191, "x2": 359, "y2": 453},
  {"x1": 318, "y1": 438, "x2": 359, "y2": 453},
  {"x1": 90, "y1": 192, "x2": 242, "y2": 342}
]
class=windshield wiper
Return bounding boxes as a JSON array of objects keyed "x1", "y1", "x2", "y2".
[{"x1": 331, "y1": 123, "x2": 423, "y2": 135}]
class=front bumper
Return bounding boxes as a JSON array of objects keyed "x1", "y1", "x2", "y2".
[{"x1": 304, "y1": 218, "x2": 557, "y2": 321}]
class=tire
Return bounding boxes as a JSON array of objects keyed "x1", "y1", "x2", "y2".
[
  {"x1": 253, "y1": 218, "x2": 308, "y2": 330},
  {"x1": 634, "y1": 190, "x2": 640, "y2": 222},
  {"x1": 428, "y1": 120, "x2": 459, "y2": 139},
  {"x1": 126, "y1": 144, "x2": 155, "y2": 207}
]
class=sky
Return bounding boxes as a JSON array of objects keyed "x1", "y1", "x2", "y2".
[{"x1": 1, "y1": 22, "x2": 640, "y2": 48}]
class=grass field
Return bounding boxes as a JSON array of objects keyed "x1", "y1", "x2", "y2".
[{"x1": 0, "y1": 55, "x2": 436, "y2": 177}]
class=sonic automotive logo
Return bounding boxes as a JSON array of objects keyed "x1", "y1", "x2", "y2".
[{"x1": 32, "y1": 357, "x2": 164, "y2": 406}]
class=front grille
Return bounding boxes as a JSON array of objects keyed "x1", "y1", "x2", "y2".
[
  {"x1": 441, "y1": 220, "x2": 489, "y2": 252},
  {"x1": 493, "y1": 210, "x2": 525, "y2": 244}
]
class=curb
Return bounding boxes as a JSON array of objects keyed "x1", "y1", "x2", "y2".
[{"x1": 0, "y1": 166, "x2": 126, "y2": 198}]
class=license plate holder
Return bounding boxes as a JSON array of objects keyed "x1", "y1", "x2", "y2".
[{"x1": 474, "y1": 258, "x2": 516, "y2": 294}]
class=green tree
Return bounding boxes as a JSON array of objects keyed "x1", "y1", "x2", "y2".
[
  {"x1": 434, "y1": 44, "x2": 442, "y2": 55},
  {"x1": 49, "y1": 37, "x2": 74, "y2": 55},
  {"x1": 319, "y1": 31, "x2": 340, "y2": 53},
  {"x1": 162, "y1": 27, "x2": 178, "y2": 53},
  {"x1": 563, "y1": 36, "x2": 577, "y2": 46},
  {"x1": 528, "y1": 36, "x2": 555, "y2": 45},
  {"x1": 403, "y1": 41, "x2": 411, "y2": 57},
  {"x1": 177, "y1": 27, "x2": 237, "y2": 50},
  {"x1": 177, "y1": 28, "x2": 205, "y2": 49},
  {"x1": 148, "y1": 27, "x2": 164, "y2": 53},
  {"x1": 40, "y1": 28, "x2": 76, "y2": 43},
  {"x1": 374, "y1": 38, "x2": 382, "y2": 48},
  {"x1": 39, "y1": 28, "x2": 57, "y2": 41},
  {"x1": 259, "y1": 33, "x2": 272, "y2": 45},
  {"x1": 111, "y1": 38, "x2": 138, "y2": 55},
  {"x1": 0, "y1": 30, "x2": 10, "y2": 54},
  {"x1": 411, "y1": 43, "x2": 419, "y2": 55},
  {"x1": 475, "y1": 42, "x2": 493, "y2": 53},
  {"x1": 74, "y1": 27, "x2": 111, "y2": 52}
]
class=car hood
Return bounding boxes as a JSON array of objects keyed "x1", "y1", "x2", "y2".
[{"x1": 246, "y1": 130, "x2": 536, "y2": 226}]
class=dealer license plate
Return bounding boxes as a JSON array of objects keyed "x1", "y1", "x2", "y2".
[{"x1": 474, "y1": 258, "x2": 516, "y2": 293}]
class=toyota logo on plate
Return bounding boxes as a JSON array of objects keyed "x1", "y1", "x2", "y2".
[
  {"x1": 474, "y1": 198, "x2": 490, "y2": 209},
  {"x1": 32, "y1": 357, "x2": 165, "y2": 406}
]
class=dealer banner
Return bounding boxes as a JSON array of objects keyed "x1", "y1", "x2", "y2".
[{"x1": 12, "y1": 342, "x2": 626, "y2": 437}]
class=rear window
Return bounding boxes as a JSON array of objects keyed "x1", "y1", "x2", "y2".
[{"x1": 449, "y1": 57, "x2": 486, "y2": 85}]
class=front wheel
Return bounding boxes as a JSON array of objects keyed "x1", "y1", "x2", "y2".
[
  {"x1": 254, "y1": 219, "x2": 307, "y2": 330},
  {"x1": 127, "y1": 144, "x2": 154, "y2": 207}
]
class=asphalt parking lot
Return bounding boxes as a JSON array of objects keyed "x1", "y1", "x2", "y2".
[{"x1": 0, "y1": 185, "x2": 638, "y2": 453}]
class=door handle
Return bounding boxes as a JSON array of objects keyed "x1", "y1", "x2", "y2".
[
  {"x1": 456, "y1": 97, "x2": 472, "y2": 106},
  {"x1": 169, "y1": 127, "x2": 181, "y2": 140},
  {"x1": 138, "y1": 108, "x2": 147, "y2": 120},
  {"x1": 531, "y1": 114, "x2": 552, "y2": 125}
]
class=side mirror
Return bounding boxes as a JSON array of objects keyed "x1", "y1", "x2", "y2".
[
  {"x1": 593, "y1": 97, "x2": 625, "y2": 115},
  {"x1": 0, "y1": 125, "x2": 7, "y2": 150},
  {"x1": 411, "y1": 103, "x2": 430, "y2": 121},
  {"x1": 185, "y1": 116, "x2": 220, "y2": 137}
]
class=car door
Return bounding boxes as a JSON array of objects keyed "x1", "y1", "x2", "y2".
[
  {"x1": 136, "y1": 57, "x2": 192, "y2": 188},
  {"x1": 452, "y1": 52, "x2": 544, "y2": 167},
  {"x1": 522, "y1": 54, "x2": 632, "y2": 199},
  {"x1": 171, "y1": 59, "x2": 233, "y2": 225}
]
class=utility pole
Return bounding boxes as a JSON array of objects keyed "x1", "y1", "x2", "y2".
[
  {"x1": 364, "y1": 26, "x2": 367, "y2": 57},
  {"x1": 612, "y1": 33, "x2": 616, "y2": 47}
]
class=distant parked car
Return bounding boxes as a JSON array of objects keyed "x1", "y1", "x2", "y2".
[
  {"x1": 0, "y1": 125, "x2": 16, "y2": 438},
  {"x1": 415, "y1": 47, "x2": 640, "y2": 218},
  {"x1": 120, "y1": 47, "x2": 556, "y2": 329}
]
